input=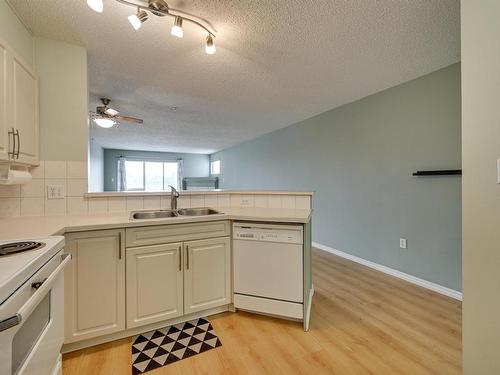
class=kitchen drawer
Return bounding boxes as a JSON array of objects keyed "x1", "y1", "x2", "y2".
[{"x1": 126, "y1": 220, "x2": 231, "y2": 247}]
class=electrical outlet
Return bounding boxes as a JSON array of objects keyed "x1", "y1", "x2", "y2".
[
  {"x1": 47, "y1": 184, "x2": 65, "y2": 200},
  {"x1": 399, "y1": 238, "x2": 407, "y2": 249}
]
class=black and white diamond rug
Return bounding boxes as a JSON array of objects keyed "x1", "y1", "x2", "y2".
[{"x1": 131, "y1": 317, "x2": 222, "y2": 374}]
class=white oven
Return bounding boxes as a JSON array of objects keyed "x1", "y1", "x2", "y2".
[{"x1": 0, "y1": 246, "x2": 70, "y2": 375}]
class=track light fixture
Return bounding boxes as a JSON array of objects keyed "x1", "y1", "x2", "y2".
[
  {"x1": 87, "y1": 0, "x2": 217, "y2": 54},
  {"x1": 128, "y1": 8, "x2": 148, "y2": 30}
]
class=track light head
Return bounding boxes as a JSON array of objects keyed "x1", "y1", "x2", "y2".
[
  {"x1": 171, "y1": 16, "x2": 184, "y2": 38},
  {"x1": 128, "y1": 8, "x2": 148, "y2": 30},
  {"x1": 205, "y1": 35, "x2": 216, "y2": 54},
  {"x1": 87, "y1": 0, "x2": 103, "y2": 13}
]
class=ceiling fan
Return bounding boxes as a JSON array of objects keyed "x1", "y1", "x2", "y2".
[{"x1": 91, "y1": 98, "x2": 144, "y2": 128}]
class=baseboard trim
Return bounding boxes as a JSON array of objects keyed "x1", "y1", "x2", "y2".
[{"x1": 312, "y1": 242, "x2": 462, "y2": 301}]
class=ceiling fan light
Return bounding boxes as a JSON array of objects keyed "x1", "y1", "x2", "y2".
[
  {"x1": 94, "y1": 117, "x2": 116, "y2": 128},
  {"x1": 205, "y1": 35, "x2": 216, "y2": 54},
  {"x1": 171, "y1": 16, "x2": 183, "y2": 38},
  {"x1": 87, "y1": 0, "x2": 103, "y2": 13},
  {"x1": 128, "y1": 8, "x2": 148, "y2": 30}
]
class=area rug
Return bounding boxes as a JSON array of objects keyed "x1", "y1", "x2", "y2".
[{"x1": 131, "y1": 317, "x2": 222, "y2": 374}]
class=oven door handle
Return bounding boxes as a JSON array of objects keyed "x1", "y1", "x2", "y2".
[{"x1": 8, "y1": 253, "x2": 72, "y2": 331}]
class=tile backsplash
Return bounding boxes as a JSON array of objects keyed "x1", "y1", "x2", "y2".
[{"x1": 0, "y1": 161, "x2": 312, "y2": 218}]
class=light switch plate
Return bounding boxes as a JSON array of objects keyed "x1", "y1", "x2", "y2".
[
  {"x1": 47, "y1": 184, "x2": 65, "y2": 200},
  {"x1": 399, "y1": 238, "x2": 407, "y2": 249}
]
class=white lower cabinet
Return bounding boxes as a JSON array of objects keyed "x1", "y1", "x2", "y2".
[
  {"x1": 64, "y1": 229, "x2": 125, "y2": 343},
  {"x1": 64, "y1": 223, "x2": 232, "y2": 345},
  {"x1": 184, "y1": 237, "x2": 232, "y2": 314},
  {"x1": 126, "y1": 242, "x2": 184, "y2": 329}
]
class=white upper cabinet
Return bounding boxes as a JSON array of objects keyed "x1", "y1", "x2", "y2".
[
  {"x1": 12, "y1": 54, "x2": 38, "y2": 164},
  {"x1": 0, "y1": 40, "x2": 10, "y2": 161},
  {"x1": 0, "y1": 38, "x2": 39, "y2": 165}
]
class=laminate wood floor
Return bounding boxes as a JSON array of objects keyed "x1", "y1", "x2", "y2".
[{"x1": 63, "y1": 248, "x2": 462, "y2": 374}]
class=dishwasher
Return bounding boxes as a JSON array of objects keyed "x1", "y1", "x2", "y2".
[{"x1": 233, "y1": 222, "x2": 304, "y2": 320}]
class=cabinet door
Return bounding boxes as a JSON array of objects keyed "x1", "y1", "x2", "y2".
[
  {"x1": 184, "y1": 237, "x2": 231, "y2": 314},
  {"x1": 0, "y1": 40, "x2": 10, "y2": 161},
  {"x1": 12, "y1": 54, "x2": 38, "y2": 164},
  {"x1": 64, "y1": 229, "x2": 125, "y2": 343},
  {"x1": 126, "y1": 243, "x2": 184, "y2": 329}
]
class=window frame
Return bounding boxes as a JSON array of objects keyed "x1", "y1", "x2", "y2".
[
  {"x1": 210, "y1": 160, "x2": 221, "y2": 175},
  {"x1": 119, "y1": 157, "x2": 180, "y2": 192}
]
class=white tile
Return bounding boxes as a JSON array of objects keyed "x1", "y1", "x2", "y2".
[
  {"x1": 268, "y1": 195, "x2": 282, "y2": 208},
  {"x1": 177, "y1": 195, "x2": 191, "y2": 209},
  {"x1": 143, "y1": 196, "x2": 161, "y2": 210},
  {"x1": 217, "y1": 194, "x2": 230, "y2": 208},
  {"x1": 231, "y1": 195, "x2": 254, "y2": 207},
  {"x1": 254, "y1": 195, "x2": 269, "y2": 208},
  {"x1": 45, "y1": 161, "x2": 67, "y2": 179},
  {"x1": 21, "y1": 197, "x2": 44, "y2": 216},
  {"x1": 29, "y1": 161, "x2": 45, "y2": 179},
  {"x1": 295, "y1": 196, "x2": 311, "y2": 209},
  {"x1": 108, "y1": 197, "x2": 127, "y2": 214},
  {"x1": 67, "y1": 197, "x2": 88, "y2": 215},
  {"x1": 44, "y1": 179, "x2": 66, "y2": 199},
  {"x1": 66, "y1": 179, "x2": 88, "y2": 197},
  {"x1": 281, "y1": 195, "x2": 296, "y2": 209},
  {"x1": 127, "y1": 197, "x2": 144, "y2": 211},
  {"x1": 88, "y1": 197, "x2": 108, "y2": 215},
  {"x1": 21, "y1": 180, "x2": 45, "y2": 197},
  {"x1": 0, "y1": 198, "x2": 21, "y2": 217},
  {"x1": 67, "y1": 161, "x2": 88, "y2": 179},
  {"x1": 190, "y1": 195, "x2": 204, "y2": 208},
  {"x1": 45, "y1": 198, "x2": 67, "y2": 216},
  {"x1": 0, "y1": 185, "x2": 21, "y2": 198},
  {"x1": 204, "y1": 195, "x2": 217, "y2": 208}
]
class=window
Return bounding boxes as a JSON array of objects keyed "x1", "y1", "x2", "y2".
[
  {"x1": 120, "y1": 159, "x2": 180, "y2": 191},
  {"x1": 210, "y1": 160, "x2": 220, "y2": 175}
]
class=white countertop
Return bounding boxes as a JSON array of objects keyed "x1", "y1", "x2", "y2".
[
  {"x1": 0, "y1": 207, "x2": 311, "y2": 241},
  {"x1": 85, "y1": 190, "x2": 314, "y2": 198}
]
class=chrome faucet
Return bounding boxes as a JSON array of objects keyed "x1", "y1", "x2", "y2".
[{"x1": 169, "y1": 185, "x2": 180, "y2": 210}]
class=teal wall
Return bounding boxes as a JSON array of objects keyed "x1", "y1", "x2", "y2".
[
  {"x1": 104, "y1": 149, "x2": 210, "y2": 191},
  {"x1": 212, "y1": 64, "x2": 462, "y2": 291}
]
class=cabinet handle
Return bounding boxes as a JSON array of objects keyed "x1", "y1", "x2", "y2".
[
  {"x1": 15, "y1": 129, "x2": 20, "y2": 159},
  {"x1": 186, "y1": 245, "x2": 189, "y2": 270},
  {"x1": 118, "y1": 232, "x2": 122, "y2": 260},
  {"x1": 178, "y1": 246, "x2": 182, "y2": 271},
  {"x1": 8, "y1": 128, "x2": 15, "y2": 159}
]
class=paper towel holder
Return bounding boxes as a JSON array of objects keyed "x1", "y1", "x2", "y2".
[{"x1": 0, "y1": 164, "x2": 33, "y2": 185}]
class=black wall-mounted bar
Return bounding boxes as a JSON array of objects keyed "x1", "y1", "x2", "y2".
[{"x1": 412, "y1": 169, "x2": 462, "y2": 176}]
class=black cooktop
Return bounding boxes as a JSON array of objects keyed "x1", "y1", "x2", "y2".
[{"x1": 0, "y1": 241, "x2": 46, "y2": 257}]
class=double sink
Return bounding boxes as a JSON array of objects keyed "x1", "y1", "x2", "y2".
[{"x1": 130, "y1": 207, "x2": 221, "y2": 220}]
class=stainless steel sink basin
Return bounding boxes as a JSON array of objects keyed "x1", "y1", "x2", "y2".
[
  {"x1": 176, "y1": 208, "x2": 220, "y2": 216},
  {"x1": 130, "y1": 207, "x2": 221, "y2": 220},
  {"x1": 131, "y1": 210, "x2": 178, "y2": 220}
]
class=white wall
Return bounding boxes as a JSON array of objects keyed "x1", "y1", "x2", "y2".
[
  {"x1": 0, "y1": 0, "x2": 33, "y2": 66},
  {"x1": 462, "y1": 1, "x2": 500, "y2": 373},
  {"x1": 35, "y1": 37, "x2": 88, "y2": 161}
]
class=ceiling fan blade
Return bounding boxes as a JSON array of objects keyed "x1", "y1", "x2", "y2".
[
  {"x1": 104, "y1": 107, "x2": 119, "y2": 116},
  {"x1": 114, "y1": 115, "x2": 144, "y2": 124}
]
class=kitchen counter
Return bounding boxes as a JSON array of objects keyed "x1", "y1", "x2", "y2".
[{"x1": 0, "y1": 207, "x2": 312, "y2": 240}]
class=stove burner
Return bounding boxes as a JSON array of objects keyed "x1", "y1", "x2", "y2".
[{"x1": 0, "y1": 241, "x2": 46, "y2": 256}]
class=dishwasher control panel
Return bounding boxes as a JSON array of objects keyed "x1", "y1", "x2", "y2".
[{"x1": 233, "y1": 223, "x2": 303, "y2": 244}]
